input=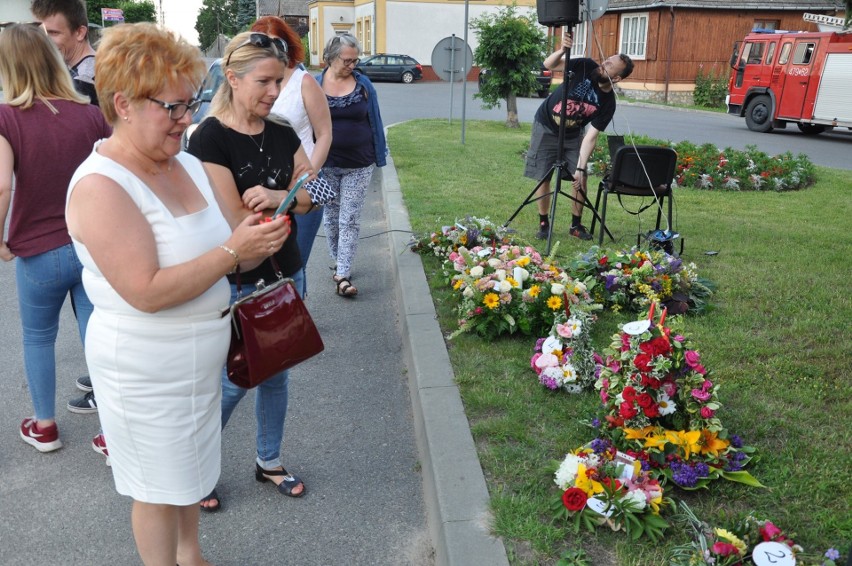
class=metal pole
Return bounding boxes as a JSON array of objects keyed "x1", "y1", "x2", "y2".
[
  {"x1": 461, "y1": 0, "x2": 470, "y2": 144},
  {"x1": 448, "y1": 34, "x2": 456, "y2": 124}
]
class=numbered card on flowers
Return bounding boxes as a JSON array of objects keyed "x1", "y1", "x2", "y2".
[
  {"x1": 752, "y1": 542, "x2": 796, "y2": 566},
  {"x1": 585, "y1": 497, "x2": 615, "y2": 518}
]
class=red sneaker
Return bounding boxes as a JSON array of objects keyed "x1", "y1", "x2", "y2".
[
  {"x1": 92, "y1": 434, "x2": 110, "y2": 467},
  {"x1": 19, "y1": 417, "x2": 63, "y2": 452}
]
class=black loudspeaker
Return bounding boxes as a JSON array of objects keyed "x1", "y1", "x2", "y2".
[{"x1": 536, "y1": 0, "x2": 580, "y2": 26}]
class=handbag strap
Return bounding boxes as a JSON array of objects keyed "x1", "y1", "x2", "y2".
[{"x1": 234, "y1": 254, "x2": 284, "y2": 296}]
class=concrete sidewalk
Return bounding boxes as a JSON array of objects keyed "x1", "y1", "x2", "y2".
[{"x1": 0, "y1": 158, "x2": 507, "y2": 565}]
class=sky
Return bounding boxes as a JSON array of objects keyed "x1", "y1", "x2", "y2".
[{"x1": 157, "y1": 0, "x2": 205, "y2": 46}]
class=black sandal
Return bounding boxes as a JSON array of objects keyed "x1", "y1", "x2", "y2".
[
  {"x1": 333, "y1": 275, "x2": 358, "y2": 297},
  {"x1": 255, "y1": 463, "x2": 306, "y2": 498},
  {"x1": 199, "y1": 488, "x2": 221, "y2": 512}
]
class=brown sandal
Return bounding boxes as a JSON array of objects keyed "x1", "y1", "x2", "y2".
[{"x1": 333, "y1": 275, "x2": 357, "y2": 297}]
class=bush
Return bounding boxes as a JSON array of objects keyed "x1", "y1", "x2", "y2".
[{"x1": 693, "y1": 68, "x2": 728, "y2": 109}]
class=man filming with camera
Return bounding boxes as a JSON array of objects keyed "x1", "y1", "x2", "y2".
[{"x1": 524, "y1": 33, "x2": 633, "y2": 240}]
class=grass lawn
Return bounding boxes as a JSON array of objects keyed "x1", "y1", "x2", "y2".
[{"x1": 387, "y1": 119, "x2": 852, "y2": 565}]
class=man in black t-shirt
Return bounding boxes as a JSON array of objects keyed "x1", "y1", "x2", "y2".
[
  {"x1": 32, "y1": 0, "x2": 98, "y2": 106},
  {"x1": 524, "y1": 34, "x2": 633, "y2": 240}
]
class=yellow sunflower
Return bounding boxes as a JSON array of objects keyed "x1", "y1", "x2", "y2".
[
  {"x1": 547, "y1": 295, "x2": 563, "y2": 310},
  {"x1": 483, "y1": 293, "x2": 500, "y2": 309},
  {"x1": 528, "y1": 284, "x2": 541, "y2": 297}
]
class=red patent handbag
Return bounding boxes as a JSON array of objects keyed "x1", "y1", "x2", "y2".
[{"x1": 225, "y1": 258, "x2": 324, "y2": 389}]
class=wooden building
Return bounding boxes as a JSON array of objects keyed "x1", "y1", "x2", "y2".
[{"x1": 574, "y1": 0, "x2": 847, "y2": 103}]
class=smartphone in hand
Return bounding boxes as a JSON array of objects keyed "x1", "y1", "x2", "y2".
[{"x1": 272, "y1": 172, "x2": 309, "y2": 218}]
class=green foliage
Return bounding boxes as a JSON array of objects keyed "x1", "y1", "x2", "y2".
[
  {"x1": 86, "y1": 0, "x2": 156, "y2": 25},
  {"x1": 235, "y1": 0, "x2": 255, "y2": 32},
  {"x1": 471, "y1": 5, "x2": 547, "y2": 115},
  {"x1": 692, "y1": 67, "x2": 728, "y2": 109},
  {"x1": 196, "y1": 0, "x2": 238, "y2": 50}
]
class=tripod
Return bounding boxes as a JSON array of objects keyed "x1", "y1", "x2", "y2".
[{"x1": 504, "y1": 24, "x2": 612, "y2": 255}]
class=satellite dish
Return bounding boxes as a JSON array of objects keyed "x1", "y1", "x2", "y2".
[{"x1": 582, "y1": 0, "x2": 609, "y2": 21}]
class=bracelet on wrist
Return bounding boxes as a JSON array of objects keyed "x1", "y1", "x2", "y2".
[
  {"x1": 218, "y1": 245, "x2": 239, "y2": 274},
  {"x1": 576, "y1": 167, "x2": 586, "y2": 173}
]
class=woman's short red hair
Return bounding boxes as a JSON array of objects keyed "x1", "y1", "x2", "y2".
[{"x1": 251, "y1": 16, "x2": 305, "y2": 69}]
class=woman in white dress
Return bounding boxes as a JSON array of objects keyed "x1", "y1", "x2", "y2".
[
  {"x1": 65, "y1": 23, "x2": 290, "y2": 566},
  {"x1": 253, "y1": 16, "x2": 332, "y2": 297}
]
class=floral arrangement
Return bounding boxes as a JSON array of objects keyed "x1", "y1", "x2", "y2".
[
  {"x1": 594, "y1": 305, "x2": 761, "y2": 489},
  {"x1": 411, "y1": 215, "x2": 515, "y2": 260},
  {"x1": 567, "y1": 246, "x2": 714, "y2": 315},
  {"x1": 671, "y1": 501, "x2": 844, "y2": 566},
  {"x1": 447, "y1": 244, "x2": 596, "y2": 339},
  {"x1": 552, "y1": 439, "x2": 671, "y2": 541},
  {"x1": 588, "y1": 135, "x2": 816, "y2": 192},
  {"x1": 531, "y1": 308, "x2": 599, "y2": 393}
]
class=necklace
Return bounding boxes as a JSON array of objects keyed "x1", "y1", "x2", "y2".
[{"x1": 248, "y1": 125, "x2": 266, "y2": 153}]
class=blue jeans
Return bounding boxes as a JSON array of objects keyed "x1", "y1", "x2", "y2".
[
  {"x1": 294, "y1": 207, "x2": 324, "y2": 297},
  {"x1": 16, "y1": 244, "x2": 92, "y2": 420},
  {"x1": 220, "y1": 268, "x2": 304, "y2": 469}
]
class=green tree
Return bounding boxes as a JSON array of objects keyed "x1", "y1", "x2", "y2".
[
  {"x1": 86, "y1": 0, "x2": 156, "y2": 26},
  {"x1": 196, "y1": 0, "x2": 237, "y2": 51},
  {"x1": 471, "y1": 5, "x2": 547, "y2": 128},
  {"x1": 235, "y1": 0, "x2": 256, "y2": 32}
]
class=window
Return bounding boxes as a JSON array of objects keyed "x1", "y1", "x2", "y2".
[
  {"x1": 356, "y1": 19, "x2": 363, "y2": 45},
  {"x1": 311, "y1": 20, "x2": 317, "y2": 54},
  {"x1": 753, "y1": 20, "x2": 779, "y2": 31},
  {"x1": 568, "y1": 22, "x2": 587, "y2": 57},
  {"x1": 619, "y1": 13, "x2": 648, "y2": 59},
  {"x1": 745, "y1": 42, "x2": 766, "y2": 64},
  {"x1": 793, "y1": 42, "x2": 815, "y2": 65},
  {"x1": 778, "y1": 42, "x2": 792, "y2": 65},
  {"x1": 364, "y1": 16, "x2": 372, "y2": 55},
  {"x1": 764, "y1": 42, "x2": 776, "y2": 65}
]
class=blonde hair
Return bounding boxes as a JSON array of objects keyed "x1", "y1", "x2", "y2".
[
  {"x1": 95, "y1": 23, "x2": 205, "y2": 124},
  {"x1": 208, "y1": 31, "x2": 287, "y2": 126},
  {"x1": 0, "y1": 24, "x2": 88, "y2": 110}
]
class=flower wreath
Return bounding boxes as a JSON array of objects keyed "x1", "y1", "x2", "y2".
[
  {"x1": 551, "y1": 439, "x2": 671, "y2": 541},
  {"x1": 531, "y1": 306, "x2": 599, "y2": 393},
  {"x1": 594, "y1": 304, "x2": 761, "y2": 489},
  {"x1": 411, "y1": 216, "x2": 514, "y2": 260}
]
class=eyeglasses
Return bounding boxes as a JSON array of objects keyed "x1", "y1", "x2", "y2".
[
  {"x1": 226, "y1": 32, "x2": 288, "y2": 66},
  {"x1": 147, "y1": 97, "x2": 202, "y2": 120},
  {"x1": 339, "y1": 57, "x2": 360, "y2": 67}
]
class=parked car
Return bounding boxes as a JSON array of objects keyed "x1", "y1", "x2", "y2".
[
  {"x1": 477, "y1": 64, "x2": 552, "y2": 98},
  {"x1": 356, "y1": 54, "x2": 423, "y2": 83},
  {"x1": 182, "y1": 59, "x2": 224, "y2": 150}
]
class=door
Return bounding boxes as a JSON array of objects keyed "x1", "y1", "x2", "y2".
[{"x1": 777, "y1": 39, "x2": 819, "y2": 119}]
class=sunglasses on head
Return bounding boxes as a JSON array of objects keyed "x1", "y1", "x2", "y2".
[{"x1": 226, "y1": 32, "x2": 288, "y2": 66}]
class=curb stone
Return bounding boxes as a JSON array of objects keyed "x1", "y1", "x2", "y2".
[{"x1": 379, "y1": 154, "x2": 510, "y2": 566}]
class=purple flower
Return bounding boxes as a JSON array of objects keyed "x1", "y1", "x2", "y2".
[
  {"x1": 539, "y1": 375, "x2": 559, "y2": 390},
  {"x1": 669, "y1": 258, "x2": 682, "y2": 272},
  {"x1": 730, "y1": 434, "x2": 743, "y2": 448},
  {"x1": 640, "y1": 459, "x2": 650, "y2": 471},
  {"x1": 590, "y1": 438, "x2": 609, "y2": 454},
  {"x1": 605, "y1": 274, "x2": 619, "y2": 291},
  {"x1": 825, "y1": 548, "x2": 841, "y2": 561},
  {"x1": 534, "y1": 337, "x2": 546, "y2": 353},
  {"x1": 591, "y1": 418, "x2": 601, "y2": 428},
  {"x1": 694, "y1": 462, "x2": 710, "y2": 478},
  {"x1": 670, "y1": 461, "x2": 699, "y2": 487}
]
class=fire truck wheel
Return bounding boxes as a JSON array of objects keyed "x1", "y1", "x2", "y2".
[
  {"x1": 745, "y1": 95, "x2": 774, "y2": 133},
  {"x1": 796, "y1": 123, "x2": 826, "y2": 135}
]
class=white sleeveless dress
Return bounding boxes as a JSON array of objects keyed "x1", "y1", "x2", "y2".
[
  {"x1": 271, "y1": 67, "x2": 316, "y2": 159},
  {"x1": 67, "y1": 147, "x2": 231, "y2": 505}
]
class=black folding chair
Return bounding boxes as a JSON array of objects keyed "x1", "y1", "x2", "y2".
[{"x1": 590, "y1": 145, "x2": 678, "y2": 246}]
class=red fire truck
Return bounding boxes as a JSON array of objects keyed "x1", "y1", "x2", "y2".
[{"x1": 726, "y1": 24, "x2": 852, "y2": 134}]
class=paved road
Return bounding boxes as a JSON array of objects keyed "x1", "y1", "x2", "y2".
[
  {"x1": 372, "y1": 80, "x2": 852, "y2": 170},
  {"x1": 0, "y1": 171, "x2": 434, "y2": 565}
]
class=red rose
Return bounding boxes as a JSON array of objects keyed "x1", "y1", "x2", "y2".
[
  {"x1": 700, "y1": 406, "x2": 715, "y2": 419},
  {"x1": 598, "y1": 256, "x2": 608, "y2": 265},
  {"x1": 760, "y1": 521, "x2": 784, "y2": 542},
  {"x1": 640, "y1": 337, "x2": 671, "y2": 357},
  {"x1": 640, "y1": 374, "x2": 662, "y2": 389},
  {"x1": 562, "y1": 487, "x2": 588, "y2": 511},
  {"x1": 605, "y1": 415, "x2": 624, "y2": 428},
  {"x1": 636, "y1": 393, "x2": 653, "y2": 408},
  {"x1": 601, "y1": 477, "x2": 623, "y2": 491},
  {"x1": 643, "y1": 404, "x2": 660, "y2": 418},
  {"x1": 622, "y1": 386, "x2": 638, "y2": 403},
  {"x1": 711, "y1": 542, "x2": 740, "y2": 557},
  {"x1": 634, "y1": 353, "x2": 653, "y2": 372},
  {"x1": 619, "y1": 401, "x2": 638, "y2": 419}
]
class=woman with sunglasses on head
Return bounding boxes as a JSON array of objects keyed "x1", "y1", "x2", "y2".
[
  {"x1": 251, "y1": 16, "x2": 332, "y2": 298},
  {"x1": 188, "y1": 30, "x2": 314, "y2": 512},
  {"x1": 65, "y1": 24, "x2": 290, "y2": 565},
  {"x1": 0, "y1": 25, "x2": 110, "y2": 453},
  {"x1": 316, "y1": 33, "x2": 387, "y2": 297}
]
